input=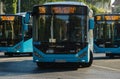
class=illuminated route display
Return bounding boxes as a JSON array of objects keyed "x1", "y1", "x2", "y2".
[
  {"x1": 39, "y1": 6, "x2": 76, "y2": 14},
  {"x1": 95, "y1": 15, "x2": 120, "y2": 21},
  {"x1": 0, "y1": 16, "x2": 15, "y2": 21},
  {"x1": 33, "y1": 5, "x2": 87, "y2": 15}
]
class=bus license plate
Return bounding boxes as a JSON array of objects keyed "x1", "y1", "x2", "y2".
[{"x1": 55, "y1": 59, "x2": 66, "y2": 62}]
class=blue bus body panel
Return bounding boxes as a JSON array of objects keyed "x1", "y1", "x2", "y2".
[
  {"x1": 94, "y1": 44, "x2": 120, "y2": 54},
  {"x1": 23, "y1": 38, "x2": 33, "y2": 52},
  {"x1": 33, "y1": 46, "x2": 89, "y2": 63},
  {"x1": 0, "y1": 39, "x2": 33, "y2": 53},
  {"x1": 0, "y1": 41, "x2": 23, "y2": 52},
  {"x1": 0, "y1": 13, "x2": 33, "y2": 54}
]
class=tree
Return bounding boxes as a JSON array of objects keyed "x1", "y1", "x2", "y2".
[
  {"x1": 2, "y1": 0, "x2": 17, "y2": 14},
  {"x1": 12, "y1": 0, "x2": 17, "y2": 14},
  {"x1": 113, "y1": 6, "x2": 120, "y2": 13},
  {"x1": 2, "y1": 0, "x2": 104, "y2": 15}
]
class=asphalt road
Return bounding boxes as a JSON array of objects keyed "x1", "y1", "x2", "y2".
[{"x1": 0, "y1": 53, "x2": 120, "y2": 79}]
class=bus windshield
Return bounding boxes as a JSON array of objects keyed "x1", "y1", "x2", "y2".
[
  {"x1": 95, "y1": 22, "x2": 120, "y2": 40},
  {"x1": 33, "y1": 14, "x2": 87, "y2": 43},
  {"x1": 114, "y1": 22, "x2": 120, "y2": 40},
  {"x1": 94, "y1": 21, "x2": 120, "y2": 47},
  {"x1": 0, "y1": 16, "x2": 22, "y2": 40}
]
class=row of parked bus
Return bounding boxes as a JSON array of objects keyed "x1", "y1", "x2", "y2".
[
  {"x1": 94, "y1": 14, "x2": 120, "y2": 58},
  {"x1": 0, "y1": 1, "x2": 120, "y2": 68},
  {"x1": 0, "y1": 12, "x2": 33, "y2": 56}
]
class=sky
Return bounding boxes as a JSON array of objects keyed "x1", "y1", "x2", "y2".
[{"x1": 111, "y1": 0, "x2": 115, "y2": 4}]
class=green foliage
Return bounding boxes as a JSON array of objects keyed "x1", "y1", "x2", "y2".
[
  {"x1": 21, "y1": 0, "x2": 45, "y2": 12},
  {"x1": 12, "y1": 0, "x2": 17, "y2": 14},
  {"x1": 87, "y1": 3, "x2": 105, "y2": 15},
  {"x1": 3, "y1": 0, "x2": 17, "y2": 14},
  {"x1": 47, "y1": 0, "x2": 64, "y2": 2},
  {"x1": 88, "y1": 0, "x2": 111, "y2": 14},
  {"x1": 2, "y1": 0, "x2": 105, "y2": 15},
  {"x1": 113, "y1": 6, "x2": 120, "y2": 13}
]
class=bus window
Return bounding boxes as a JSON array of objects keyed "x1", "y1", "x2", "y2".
[
  {"x1": 114, "y1": 22, "x2": 120, "y2": 39},
  {"x1": 5, "y1": 21, "x2": 14, "y2": 39},
  {"x1": 0, "y1": 25, "x2": 3, "y2": 37}
]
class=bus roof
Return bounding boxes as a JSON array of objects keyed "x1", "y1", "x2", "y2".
[
  {"x1": 44, "y1": 1, "x2": 87, "y2": 6},
  {"x1": 32, "y1": 1, "x2": 93, "y2": 16},
  {"x1": 95, "y1": 13, "x2": 120, "y2": 16},
  {"x1": 16, "y1": 12, "x2": 27, "y2": 17},
  {"x1": 0, "y1": 14, "x2": 22, "y2": 17}
]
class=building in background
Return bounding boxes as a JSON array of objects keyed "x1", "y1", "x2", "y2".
[
  {"x1": 94, "y1": 1, "x2": 112, "y2": 13},
  {"x1": 85, "y1": 0, "x2": 112, "y2": 13},
  {"x1": 112, "y1": 0, "x2": 120, "y2": 13},
  {"x1": 113, "y1": 0, "x2": 120, "y2": 5}
]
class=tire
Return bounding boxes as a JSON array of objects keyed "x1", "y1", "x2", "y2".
[
  {"x1": 81, "y1": 51, "x2": 93, "y2": 67},
  {"x1": 36, "y1": 62, "x2": 47, "y2": 68},
  {"x1": 4, "y1": 53, "x2": 13, "y2": 57},
  {"x1": 4, "y1": 53, "x2": 8, "y2": 56},
  {"x1": 29, "y1": 53, "x2": 33, "y2": 56},
  {"x1": 106, "y1": 53, "x2": 109, "y2": 57},
  {"x1": 106, "y1": 53, "x2": 114, "y2": 58}
]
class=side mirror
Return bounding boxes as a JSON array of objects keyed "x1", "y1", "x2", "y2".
[
  {"x1": 24, "y1": 12, "x2": 31, "y2": 24},
  {"x1": 89, "y1": 18, "x2": 94, "y2": 29}
]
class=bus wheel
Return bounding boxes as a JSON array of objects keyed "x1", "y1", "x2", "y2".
[
  {"x1": 5, "y1": 53, "x2": 13, "y2": 57},
  {"x1": 29, "y1": 53, "x2": 33, "y2": 56},
  {"x1": 81, "y1": 51, "x2": 93, "y2": 67},
  {"x1": 106, "y1": 53, "x2": 114, "y2": 58},
  {"x1": 4, "y1": 53, "x2": 8, "y2": 56},
  {"x1": 36, "y1": 62, "x2": 46, "y2": 68}
]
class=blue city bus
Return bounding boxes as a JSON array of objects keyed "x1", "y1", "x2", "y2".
[
  {"x1": 32, "y1": 1, "x2": 94, "y2": 68},
  {"x1": 17, "y1": 12, "x2": 33, "y2": 54},
  {"x1": 0, "y1": 12, "x2": 33, "y2": 56},
  {"x1": 94, "y1": 14, "x2": 120, "y2": 58}
]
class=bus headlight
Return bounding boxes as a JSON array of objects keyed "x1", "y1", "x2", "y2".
[
  {"x1": 34, "y1": 52, "x2": 42, "y2": 58},
  {"x1": 14, "y1": 45, "x2": 21, "y2": 51},
  {"x1": 99, "y1": 44, "x2": 105, "y2": 48},
  {"x1": 46, "y1": 49, "x2": 54, "y2": 53},
  {"x1": 114, "y1": 45, "x2": 118, "y2": 48},
  {"x1": 70, "y1": 50, "x2": 75, "y2": 53},
  {"x1": 76, "y1": 49, "x2": 81, "y2": 52},
  {"x1": 78, "y1": 51, "x2": 87, "y2": 58}
]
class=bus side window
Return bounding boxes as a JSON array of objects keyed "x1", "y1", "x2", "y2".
[
  {"x1": 5, "y1": 22, "x2": 14, "y2": 39},
  {"x1": 0, "y1": 25, "x2": 3, "y2": 37},
  {"x1": 115, "y1": 23, "x2": 120, "y2": 38}
]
